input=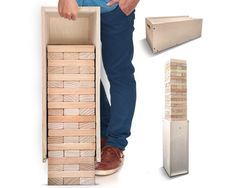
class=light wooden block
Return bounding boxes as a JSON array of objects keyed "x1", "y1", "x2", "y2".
[
  {"x1": 80, "y1": 66, "x2": 95, "y2": 74},
  {"x1": 48, "y1": 178, "x2": 63, "y2": 185},
  {"x1": 63, "y1": 95, "x2": 79, "y2": 102},
  {"x1": 48, "y1": 66, "x2": 63, "y2": 74},
  {"x1": 48, "y1": 102, "x2": 95, "y2": 109},
  {"x1": 48, "y1": 157, "x2": 94, "y2": 165},
  {"x1": 80, "y1": 163, "x2": 95, "y2": 171},
  {"x1": 80, "y1": 108, "x2": 95, "y2": 115},
  {"x1": 80, "y1": 150, "x2": 95, "y2": 157},
  {"x1": 79, "y1": 136, "x2": 96, "y2": 143},
  {"x1": 48, "y1": 88, "x2": 95, "y2": 95},
  {"x1": 79, "y1": 95, "x2": 95, "y2": 102},
  {"x1": 47, "y1": 45, "x2": 95, "y2": 53},
  {"x1": 64, "y1": 177, "x2": 80, "y2": 185},
  {"x1": 64, "y1": 66, "x2": 79, "y2": 74},
  {"x1": 64, "y1": 108, "x2": 79, "y2": 116},
  {"x1": 48, "y1": 74, "x2": 95, "y2": 81},
  {"x1": 63, "y1": 123, "x2": 79, "y2": 129},
  {"x1": 49, "y1": 129, "x2": 95, "y2": 137},
  {"x1": 79, "y1": 81, "x2": 95, "y2": 88},
  {"x1": 48, "y1": 151, "x2": 64, "y2": 158},
  {"x1": 48, "y1": 115, "x2": 95, "y2": 123},
  {"x1": 48, "y1": 81, "x2": 63, "y2": 88},
  {"x1": 64, "y1": 150, "x2": 80, "y2": 157},
  {"x1": 64, "y1": 81, "x2": 80, "y2": 88},
  {"x1": 80, "y1": 122, "x2": 95, "y2": 129},
  {"x1": 79, "y1": 52, "x2": 95, "y2": 60},
  {"x1": 64, "y1": 165, "x2": 80, "y2": 171},
  {"x1": 48, "y1": 136, "x2": 64, "y2": 144},
  {"x1": 48, "y1": 143, "x2": 96, "y2": 151},
  {"x1": 48, "y1": 109, "x2": 63, "y2": 116},
  {"x1": 48, "y1": 123, "x2": 63, "y2": 130},
  {"x1": 64, "y1": 136, "x2": 79, "y2": 143},
  {"x1": 80, "y1": 177, "x2": 95, "y2": 185},
  {"x1": 48, "y1": 60, "x2": 94, "y2": 67},
  {"x1": 48, "y1": 95, "x2": 63, "y2": 102},
  {"x1": 64, "y1": 52, "x2": 79, "y2": 60},
  {"x1": 48, "y1": 165, "x2": 63, "y2": 171},
  {"x1": 146, "y1": 16, "x2": 203, "y2": 53},
  {"x1": 47, "y1": 52, "x2": 63, "y2": 60}
]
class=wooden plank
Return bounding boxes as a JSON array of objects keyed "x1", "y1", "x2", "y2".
[
  {"x1": 80, "y1": 163, "x2": 95, "y2": 171},
  {"x1": 64, "y1": 66, "x2": 79, "y2": 74},
  {"x1": 48, "y1": 178, "x2": 63, "y2": 185},
  {"x1": 48, "y1": 66, "x2": 63, "y2": 74},
  {"x1": 80, "y1": 66, "x2": 95, "y2": 74},
  {"x1": 64, "y1": 52, "x2": 79, "y2": 60},
  {"x1": 48, "y1": 109, "x2": 63, "y2": 116},
  {"x1": 64, "y1": 164, "x2": 80, "y2": 171},
  {"x1": 48, "y1": 157, "x2": 95, "y2": 165},
  {"x1": 80, "y1": 108, "x2": 95, "y2": 115},
  {"x1": 48, "y1": 95, "x2": 63, "y2": 102},
  {"x1": 48, "y1": 136, "x2": 64, "y2": 144},
  {"x1": 63, "y1": 95, "x2": 79, "y2": 102},
  {"x1": 63, "y1": 123, "x2": 79, "y2": 129},
  {"x1": 64, "y1": 177, "x2": 80, "y2": 185},
  {"x1": 79, "y1": 136, "x2": 95, "y2": 143},
  {"x1": 47, "y1": 52, "x2": 63, "y2": 60},
  {"x1": 79, "y1": 52, "x2": 95, "y2": 60},
  {"x1": 48, "y1": 88, "x2": 95, "y2": 95},
  {"x1": 78, "y1": 81, "x2": 95, "y2": 88},
  {"x1": 48, "y1": 74, "x2": 94, "y2": 81},
  {"x1": 80, "y1": 122, "x2": 95, "y2": 129},
  {"x1": 48, "y1": 60, "x2": 94, "y2": 67},
  {"x1": 64, "y1": 136, "x2": 79, "y2": 143},
  {"x1": 80, "y1": 150, "x2": 95, "y2": 157},
  {"x1": 49, "y1": 129, "x2": 95, "y2": 137},
  {"x1": 79, "y1": 95, "x2": 94, "y2": 102},
  {"x1": 48, "y1": 115, "x2": 95, "y2": 123},
  {"x1": 80, "y1": 177, "x2": 95, "y2": 185},
  {"x1": 48, "y1": 143, "x2": 96, "y2": 150},
  {"x1": 47, "y1": 45, "x2": 95, "y2": 52},
  {"x1": 64, "y1": 109, "x2": 79, "y2": 115},
  {"x1": 47, "y1": 81, "x2": 63, "y2": 88},
  {"x1": 48, "y1": 151, "x2": 64, "y2": 158},
  {"x1": 48, "y1": 171, "x2": 95, "y2": 178},
  {"x1": 64, "y1": 150, "x2": 80, "y2": 157},
  {"x1": 48, "y1": 123, "x2": 63, "y2": 129},
  {"x1": 48, "y1": 165, "x2": 63, "y2": 171},
  {"x1": 64, "y1": 81, "x2": 80, "y2": 88},
  {"x1": 48, "y1": 102, "x2": 95, "y2": 109}
]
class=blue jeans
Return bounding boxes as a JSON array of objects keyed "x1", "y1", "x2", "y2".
[{"x1": 100, "y1": 6, "x2": 136, "y2": 150}]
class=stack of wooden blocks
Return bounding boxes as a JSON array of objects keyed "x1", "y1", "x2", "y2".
[
  {"x1": 163, "y1": 59, "x2": 189, "y2": 177},
  {"x1": 47, "y1": 45, "x2": 96, "y2": 185},
  {"x1": 165, "y1": 59, "x2": 187, "y2": 120}
]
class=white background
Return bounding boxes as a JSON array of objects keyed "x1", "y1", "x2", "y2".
[{"x1": 0, "y1": 0, "x2": 235, "y2": 187}]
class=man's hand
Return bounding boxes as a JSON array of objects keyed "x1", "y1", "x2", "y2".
[
  {"x1": 58, "y1": 0, "x2": 79, "y2": 20},
  {"x1": 107, "y1": 0, "x2": 139, "y2": 16}
]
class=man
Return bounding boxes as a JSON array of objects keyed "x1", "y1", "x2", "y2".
[{"x1": 58, "y1": 0, "x2": 139, "y2": 176}]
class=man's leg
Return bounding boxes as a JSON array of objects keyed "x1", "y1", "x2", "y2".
[{"x1": 101, "y1": 7, "x2": 136, "y2": 150}]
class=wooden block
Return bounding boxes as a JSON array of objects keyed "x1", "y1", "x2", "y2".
[
  {"x1": 49, "y1": 129, "x2": 95, "y2": 137},
  {"x1": 48, "y1": 143, "x2": 96, "y2": 151},
  {"x1": 48, "y1": 136, "x2": 64, "y2": 144},
  {"x1": 64, "y1": 66, "x2": 79, "y2": 74},
  {"x1": 48, "y1": 151, "x2": 64, "y2": 158},
  {"x1": 63, "y1": 123, "x2": 79, "y2": 129},
  {"x1": 48, "y1": 157, "x2": 95, "y2": 165},
  {"x1": 80, "y1": 150, "x2": 95, "y2": 157},
  {"x1": 48, "y1": 165, "x2": 63, "y2": 171},
  {"x1": 80, "y1": 66, "x2": 95, "y2": 74},
  {"x1": 48, "y1": 60, "x2": 94, "y2": 67},
  {"x1": 48, "y1": 109, "x2": 63, "y2": 116},
  {"x1": 64, "y1": 136, "x2": 79, "y2": 143},
  {"x1": 64, "y1": 108, "x2": 79, "y2": 115},
  {"x1": 48, "y1": 178, "x2": 63, "y2": 185},
  {"x1": 48, "y1": 74, "x2": 95, "y2": 81},
  {"x1": 64, "y1": 81, "x2": 80, "y2": 88},
  {"x1": 64, "y1": 150, "x2": 80, "y2": 157},
  {"x1": 47, "y1": 52, "x2": 63, "y2": 60},
  {"x1": 64, "y1": 52, "x2": 79, "y2": 60},
  {"x1": 79, "y1": 81, "x2": 95, "y2": 88},
  {"x1": 80, "y1": 163, "x2": 95, "y2": 171},
  {"x1": 79, "y1": 52, "x2": 95, "y2": 60},
  {"x1": 48, "y1": 115, "x2": 95, "y2": 123},
  {"x1": 48, "y1": 66, "x2": 63, "y2": 74},
  {"x1": 80, "y1": 108, "x2": 95, "y2": 115},
  {"x1": 48, "y1": 102, "x2": 95, "y2": 109},
  {"x1": 79, "y1": 95, "x2": 95, "y2": 102},
  {"x1": 80, "y1": 122, "x2": 95, "y2": 129},
  {"x1": 48, "y1": 81, "x2": 63, "y2": 88},
  {"x1": 48, "y1": 88, "x2": 95, "y2": 95},
  {"x1": 48, "y1": 95, "x2": 63, "y2": 102},
  {"x1": 48, "y1": 123, "x2": 63, "y2": 129},
  {"x1": 79, "y1": 136, "x2": 95, "y2": 143},
  {"x1": 63, "y1": 177, "x2": 80, "y2": 185},
  {"x1": 80, "y1": 177, "x2": 95, "y2": 185},
  {"x1": 63, "y1": 95, "x2": 79, "y2": 102},
  {"x1": 48, "y1": 171, "x2": 95, "y2": 178},
  {"x1": 64, "y1": 164, "x2": 80, "y2": 171},
  {"x1": 47, "y1": 45, "x2": 95, "y2": 53}
]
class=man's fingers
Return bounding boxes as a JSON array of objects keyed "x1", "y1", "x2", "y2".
[
  {"x1": 107, "y1": 0, "x2": 119, "y2": 7},
  {"x1": 58, "y1": 0, "x2": 78, "y2": 20}
]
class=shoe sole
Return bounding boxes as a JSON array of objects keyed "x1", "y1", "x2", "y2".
[{"x1": 95, "y1": 160, "x2": 124, "y2": 176}]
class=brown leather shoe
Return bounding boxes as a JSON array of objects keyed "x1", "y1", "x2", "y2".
[{"x1": 95, "y1": 146, "x2": 124, "y2": 176}]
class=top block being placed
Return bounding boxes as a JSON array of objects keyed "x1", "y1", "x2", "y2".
[
  {"x1": 41, "y1": 7, "x2": 101, "y2": 163},
  {"x1": 146, "y1": 16, "x2": 203, "y2": 53}
]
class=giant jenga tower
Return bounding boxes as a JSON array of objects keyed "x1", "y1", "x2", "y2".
[
  {"x1": 163, "y1": 59, "x2": 189, "y2": 177},
  {"x1": 47, "y1": 45, "x2": 96, "y2": 185}
]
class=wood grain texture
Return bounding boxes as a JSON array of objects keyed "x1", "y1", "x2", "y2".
[
  {"x1": 48, "y1": 157, "x2": 95, "y2": 165},
  {"x1": 63, "y1": 177, "x2": 80, "y2": 185},
  {"x1": 48, "y1": 136, "x2": 64, "y2": 144},
  {"x1": 48, "y1": 102, "x2": 95, "y2": 109},
  {"x1": 49, "y1": 129, "x2": 95, "y2": 137},
  {"x1": 48, "y1": 115, "x2": 95, "y2": 123},
  {"x1": 48, "y1": 60, "x2": 94, "y2": 67},
  {"x1": 63, "y1": 95, "x2": 79, "y2": 102},
  {"x1": 47, "y1": 45, "x2": 95, "y2": 53},
  {"x1": 48, "y1": 178, "x2": 63, "y2": 185},
  {"x1": 47, "y1": 52, "x2": 63, "y2": 60},
  {"x1": 80, "y1": 177, "x2": 95, "y2": 185},
  {"x1": 48, "y1": 88, "x2": 95, "y2": 95},
  {"x1": 48, "y1": 171, "x2": 95, "y2": 178},
  {"x1": 48, "y1": 74, "x2": 95, "y2": 81},
  {"x1": 48, "y1": 143, "x2": 95, "y2": 151}
]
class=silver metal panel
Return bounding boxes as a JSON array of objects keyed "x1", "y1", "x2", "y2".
[{"x1": 163, "y1": 120, "x2": 189, "y2": 177}]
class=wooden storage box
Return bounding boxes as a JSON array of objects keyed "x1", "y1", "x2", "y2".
[
  {"x1": 41, "y1": 7, "x2": 100, "y2": 185},
  {"x1": 146, "y1": 16, "x2": 203, "y2": 53}
]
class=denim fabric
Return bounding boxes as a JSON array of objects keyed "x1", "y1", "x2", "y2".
[
  {"x1": 76, "y1": 0, "x2": 117, "y2": 13},
  {"x1": 100, "y1": 6, "x2": 136, "y2": 150}
]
